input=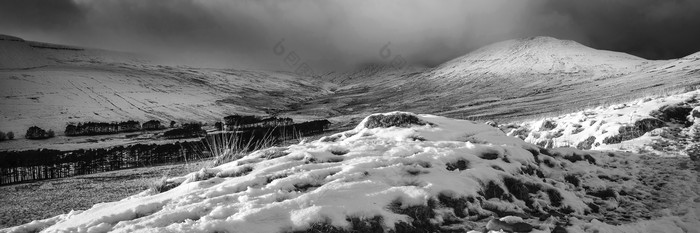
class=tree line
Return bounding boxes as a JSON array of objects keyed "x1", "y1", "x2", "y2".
[
  {"x1": 223, "y1": 114, "x2": 294, "y2": 130},
  {"x1": 0, "y1": 141, "x2": 207, "y2": 185},
  {"x1": 0, "y1": 119, "x2": 331, "y2": 185},
  {"x1": 0, "y1": 131, "x2": 15, "y2": 141},
  {"x1": 162, "y1": 123, "x2": 206, "y2": 139},
  {"x1": 65, "y1": 120, "x2": 163, "y2": 136}
]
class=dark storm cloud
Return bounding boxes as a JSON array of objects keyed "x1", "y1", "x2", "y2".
[
  {"x1": 0, "y1": 0, "x2": 699, "y2": 71},
  {"x1": 0, "y1": 0, "x2": 85, "y2": 32},
  {"x1": 544, "y1": 0, "x2": 700, "y2": 59}
]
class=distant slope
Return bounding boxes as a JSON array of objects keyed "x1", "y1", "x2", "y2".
[
  {"x1": 292, "y1": 37, "x2": 700, "y2": 122},
  {"x1": 647, "y1": 51, "x2": 700, "y2": 73},
  {"x1": 0, "y1": 35, "x2": 331, "y2": 136},
  {"x1": 0, "y1": 34, "x2": 152, "y2": 71}
]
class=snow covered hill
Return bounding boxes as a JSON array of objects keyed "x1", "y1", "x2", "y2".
[
  {"x1": 0, "y1": 35, "x2": 331, "y2": 136},
  {"x1": 648, "y1": 51, "x2": 700, "y2": 74},
  {"x1": 340, "y1": 37, "x2": 700, "y2": 121},
  {"x1": 5, "y1": 112, "x2": 698, "y2": 233},
  {"x1": 430, "y1": 37, "x2": 653, "y2": 78},
  {"x1": 0, "y1": 65, "x2": 329, "y2": 136}
]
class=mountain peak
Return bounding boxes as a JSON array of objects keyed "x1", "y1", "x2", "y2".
[{"x1": 431, "y1": 36, "x2": 648, "y2": 77}]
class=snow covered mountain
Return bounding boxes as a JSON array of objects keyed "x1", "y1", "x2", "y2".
[
  {"x1": 430, "y1": 37, "x2": 654, "y2": 78},
  {"x1": 340, "y1": 37, "x2": 700, "y2": 121},
  {"x1": 5, "y1": 112, "x2": 698, "y2": 232}
]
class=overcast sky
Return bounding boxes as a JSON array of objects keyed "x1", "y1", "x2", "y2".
[{"x1": 1, "y1": 0, "x2": 699, "y2": 71}]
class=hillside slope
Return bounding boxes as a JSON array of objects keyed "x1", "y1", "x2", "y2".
[
  {"x1": 0, "y1": 64, "x2": 328, "y2": 136},
  {"x1": 0, "y1": 35, "x2": 331, "y2": 136},
  {"x1": 4, "y1": 112, "x2": 698, "y2": 232}
]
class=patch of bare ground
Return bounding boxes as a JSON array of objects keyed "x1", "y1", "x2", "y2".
[{"x1": 0, "y1": 161, "x2": 208, "y2": 228}]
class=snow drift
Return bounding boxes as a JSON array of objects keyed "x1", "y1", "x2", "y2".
[{"x1": 4, "y1": 112, "x2": 698, "y2": 233}]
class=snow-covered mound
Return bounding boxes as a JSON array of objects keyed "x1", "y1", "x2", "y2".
[
  {"x1": 430, "y1": 37, "x2": 651, "y2": 78},
  {"x1": 5, "y1": 112, "x2": 699, "y2": 233},
  {"x1": 506, "y1": 90, "x2": 700, "y2": 158}
]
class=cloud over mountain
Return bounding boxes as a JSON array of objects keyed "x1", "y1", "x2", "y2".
[{"x1": 1, "y1": 0, "x2": 699, "y2": 70}]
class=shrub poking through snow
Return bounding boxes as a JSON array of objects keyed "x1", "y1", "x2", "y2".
[
  {"x1": 539, "y1": 120, "x2": 557, "y2": 131},
  {"x1": 364, "y1": 112, "x2": 433, "y2": 128},
  {"x1": 651, "y1": 104, "x2": 694, "y2": 125},
  {"x1": 387, "y1": 199, "x2": 439, "y2": 232},
  {"x1": 217, "y1": 166, "x2": 254, "y2": 178},
  {"x1": 148, "y1": 176, "x2": 181, "y2": 194},
  {"x1": 445, "y1": 159, "x2": 470, "y2": 171},
  {"x1": 576, "y1": 136, "x2": 596, "y2": 150},
  {"x1": 603, "y1": 118, "x2": 665, "y2": 144}
]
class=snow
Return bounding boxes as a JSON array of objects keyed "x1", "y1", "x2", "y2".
[
  {"x1": 430, "y1": 36, "x2": 653, "y2": 78},
  {"x1": 4, "y1": 112, "x2": 698, "y2": 232},
  {"x1": 509, "y1": 90, "x2": 700, "y2": 157}
]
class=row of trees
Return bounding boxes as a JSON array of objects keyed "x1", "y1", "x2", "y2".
[
  {"x1": 0, "y1": 131, "x2": 15, "y2": 141},
  {"x1": 223, "y1": 114, "x2": 294, "y2": 130},
  {"x1": 1, "y1": 118, "x2": 332, "y2": 185},
  {"x1": 25, "y1": 126, "x2": 55, "y2": 140},
  {"x1": 162, "y1": 123, "x2": 206, "y2": 139},
  {"x1": 65, "y1": 120, "x2": 164, "y2": 136},
  {"x1": 0, "y1": 141, "x2": 207, "y2": 185}
]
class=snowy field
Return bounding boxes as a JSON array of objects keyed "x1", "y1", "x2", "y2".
[{"x1": 5, "y1": 112, "x2": 698, "y2": 233}]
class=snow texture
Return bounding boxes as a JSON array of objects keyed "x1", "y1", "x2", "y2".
[
  {"x1": 507, "y1": 90, "x2": 700, "y2": 157},
  {"x1": 4, "y1": 112, "x2": 698, "y2": 233}
]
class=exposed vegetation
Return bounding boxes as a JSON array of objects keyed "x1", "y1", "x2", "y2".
[
  {"x1": 223, "y1": 114, "x2": 294, "y2": 130},
  {"x1": 162, "y1": 123, "x2": 206, "y2": 139},
  {"x1": 364, "y1": 113, "x2": 432, "y2": 129},
  {"x1": 0, "y1": 131, "x2": 14, "y2": 141},
  {"x1": 65, "y1": 120, "x2": 141, "y2": 136},
  {"x1": 603, "y1": 118, "x2": 665, "y2": 144},
  {"x1": 25, "y1": 126, "x2": 54, "y2": 140}
]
